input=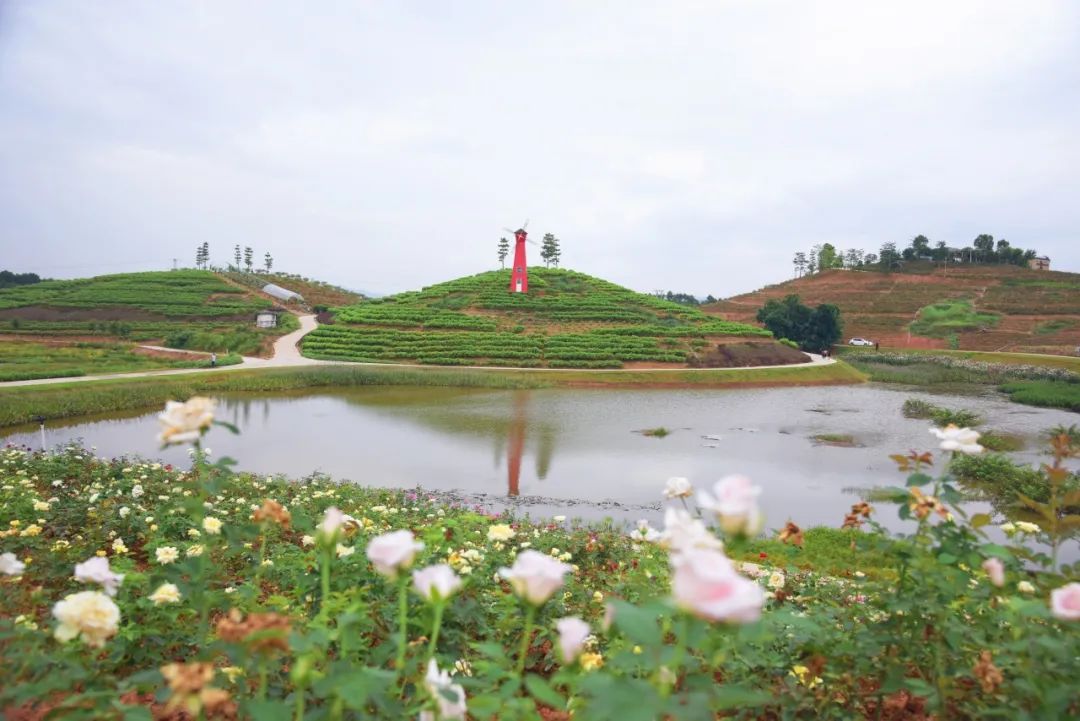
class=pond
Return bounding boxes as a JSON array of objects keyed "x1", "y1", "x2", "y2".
[{"x1": 3, "y1": 384, "x2": 1078, "y2": 556}]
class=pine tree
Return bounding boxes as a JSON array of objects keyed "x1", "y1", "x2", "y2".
[
  {"x1": 540, "y1": 233, "x2": 557, "y2": 267},
  {"x1": 497, "y1": 237, "x2": 510, "y2": 268},
  {"x1": 264, "y1": 252, "x2": 273, "y2": 273},
  {"x1": 550, "y1": 235, "x2": 561, "y2": 267},
  {"x1": 195, "y1": 245, "x2": 203, "y2": 269},
  {"x1": 234, "y1": 244, "x2": 241, "y2": 270},
  {"x1": 244, "y1": 246, "x2": 254, "y2": 272},
  {"x1": 198, "y1": 242, "x2": 210, "y2": 269}
]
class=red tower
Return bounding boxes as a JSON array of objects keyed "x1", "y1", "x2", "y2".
[{"x1": 509, "y1": 228, "x2": 528, "y2": 293}]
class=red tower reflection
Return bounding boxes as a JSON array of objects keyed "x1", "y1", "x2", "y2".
[{"x1": 507, "y1": 392, "x2": 527, "y2": 496}]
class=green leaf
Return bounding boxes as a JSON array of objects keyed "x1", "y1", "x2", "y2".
[
  {"x1": 611, "y1": 600, "x2": 663, "y2": 647},
  {"x1": 970, "y1": 513, "x2": 991, "y2": 529},
  {"x1": 243, "y1": 701, "x2": 291, "y2": 721},
  {"x1": 906, "y1": 472, "x2": 933, "y2": 487},
  {"x1": 710, "y1": 684, "x2": 773, "y2": 710},
  {"x1": 525, "y1": 674, "x2": 565, "y2": 709}
]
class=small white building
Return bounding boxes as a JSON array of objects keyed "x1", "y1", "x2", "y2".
[{"x1": 256, "y1": 309, "x2": 284, "y2": 328}]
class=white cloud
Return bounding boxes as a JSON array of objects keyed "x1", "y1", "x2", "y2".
[{"x1": 0, "y1": 0, "x2": 1078, "y2": 295}]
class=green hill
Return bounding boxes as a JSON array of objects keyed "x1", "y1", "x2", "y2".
[
  {"x1": 301, "y1": 268, "x2": 800, "y2": 369},
  {"x1": 0, "y1": 270, "x2": 295, "y2": 356},
  {"x1": 706, "y1": 263, "x2": 1080, "y2": 354}
]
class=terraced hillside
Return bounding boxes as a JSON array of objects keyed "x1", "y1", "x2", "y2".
[
  {"x1": 0, "y1": 270, "x2": 294, "y2": 356},
  {"x1": 301, "y1": 268, "x2": 798, "y2": 368},
  {"x1": 705, "y1": 263, "x2": 1080, "y2": 354}
]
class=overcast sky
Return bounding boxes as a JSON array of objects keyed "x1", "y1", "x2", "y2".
[{"x1": 1, "y1": 1, "x2": 1078, "y2": 297}]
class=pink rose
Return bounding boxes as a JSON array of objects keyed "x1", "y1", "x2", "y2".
[
  {"x1": 982, "y1": 557, "x2": 1005, "y2": 588},
  {"x1": 412, "y1": 564, "x2": 463, "y2": 602},
  {"x1": 555, "y1": 616, "x2": 591, "y2": 664},
  {"x1": 498, "y1": 550, "x2": 572, "y2": 606},
  {"x1": 671, "y1": 548, "x2": 764, "y2": 623},
  {"x1": 697, "y1": 475, "x2": 763, "y2": 536},
  {"x1": 73, "y1": 556, "x2": 124, "y2": 597},
  {"x1": 366, "y1": 530, "x2": 424, "y2": 579},
  {"x1": 1050, "y1": 582, "x2": 1080, "y2": 621},
  {"x1": 318, "y1": 507, "x2": 345, "y2": 539}
]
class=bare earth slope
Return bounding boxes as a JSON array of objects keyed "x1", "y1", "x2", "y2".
[{"x1": 704, "y1": 263, "x2": 1080, "y2": 354}]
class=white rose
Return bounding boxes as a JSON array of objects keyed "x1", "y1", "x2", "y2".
[
  {"x1": 157, "y1": 397, "x2": 216, "y2": 445},
  {"x1": 1017, "y1": 581, "x2": 1036, "y2": 595},
  {"x1": 659, "y1": 508, "x2": 724, "y2": 553},
  {"x1": 131, "y1": 484, "x2": 144, "y2": 498},
  {"x1": 366, "y1": 530, "x2": 424, "y2": 579},
  {"x1": 663, "y1": 477, "x2": 694, "y2": 499},
  {"x1": 487, "y1": 524, "x2": 515, "y2": 542},
  {"x1": 498, "y1": 550, "x2": 572, "y2": 606},
  {"x1": 1, "y1": 552, "x2": 26, "y2": 576},
  {"x1": 336, "y1": 543, "x2": 355, "y2": 558},
  {"x1": 1015, "y1": 521, "x2": 1041, "y2": 534},
  {"x1": 202, "y1": 517, "x2": 223, "y2": 535},
  {"x1": 1050, "y1": 582, "x2": 1080, "y2": 621},
  {"x1": 118, "y1": 507, "x2": 130, "y2": 518},
  {"x1": 149, "y1": 582, "x2": 181, "y2": 605},
  {"x1": 155, "y1": 546, "x2": 179, "y2": 565},
  {"x1": 671, "y1": 548, "x2": 764, "y2": 623},
  {"x1": 555, "y1": 616, "x2": 591, "y2": 664},
  {"x1": 53, "y1": 590, "x2": 120, "y2": 647},
  {"x1": 697, "y1": 475, "x2": 763, "y2": 536},
  {"x1": 412, "y1": 564, "x2": 463, "y2": 602},
  {"x1": 423, "y1": 660, "x2": 467, "y2": 720},
  {"x1": 929, "y1": 425, "x2": 983, "y2": 455},
  {"x1": 73, "y1": 556, "x2": 124, "y2": 597}
]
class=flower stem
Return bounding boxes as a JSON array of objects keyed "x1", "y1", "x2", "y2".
[
  {"x1": 516, "y1": 605, "x2": 536, "y2": 678},
  {"x1": 427, "y1": 602, "x2": 445, "y2": 662},
  {"x1": 294, "y1": 686, "x2": 306, "y2": 721},
  {"x1": 395, "y1": 576, "x2": 409, "y2": 672},
  {"x1": 319, "y1": 547, "x2": 332, "y2": 614}
]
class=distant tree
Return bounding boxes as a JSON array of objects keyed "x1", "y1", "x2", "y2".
[
  {"x1": 264, "y1": 252, "x2": 273, "y2": 273},
  {"x1": 497, "y1": 237, "x2": 510, "y2": 268},
  {"x1": 0, "y1": 270, "x2": 42, "y2": 289},
  {"x1": 756, "y1": 294, "x2": 842, "y2": 352},
  {"x1": 931, "y1": 241, "x2": 949, "y2": 263},
  {"x1": 972, "y1": 234, "x2": 995, "y2": 262},
  {"x1": 863, "y1": 252, "x2": 878, "y2": 266},
  {"x1": 705, "y1": 294, "x2": 717, "y2": 303},
  {"x1": 234, "y1": 244, "x2": 242, "y2": 270},
  {"x1": 818, "y1": 243, "x2": 840, "y2": 271},
  {"x1": 540, "y1": 233, "x2": 558, "y2": 267},
  {"x1": 660, "y1": 291, "x2": 700, "y2": 306},
  {"x1": 910, "y1": 234, "x2": 931, "y2": 258},
  {"x1": 550, "y1": 235, "x2": 562, "y2": 267},
  {"x1": 843, "y1": 248, "x2": 864, "y2": 268},
  {"x1": 244, "y1": 246, "x2": 254, "y2": 272},
  {"x1": 878, "y1": 242, "x2": 901, "y2": 270},
  {"x1": 793, "y1": 251, "x2": 808, "y2": 277}
]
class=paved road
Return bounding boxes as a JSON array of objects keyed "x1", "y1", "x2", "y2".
[{"x1": 0, "y1": 315, "x2": 835, "y2": 388}]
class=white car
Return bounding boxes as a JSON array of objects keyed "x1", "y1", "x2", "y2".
[{"x1": 848, "y1": 337, "x2": 874, "y2": 346}]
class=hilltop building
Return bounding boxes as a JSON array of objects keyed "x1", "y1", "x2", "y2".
[{"x1": 1028, "y1": 256, "x2": 1051, "y2": 271}]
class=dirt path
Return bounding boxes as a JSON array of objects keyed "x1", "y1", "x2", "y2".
[{"x1": 0, "y1": 318, "x2": 836, "y2": 388}]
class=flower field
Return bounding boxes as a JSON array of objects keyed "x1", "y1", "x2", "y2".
[
  {"x1": 303, "y1": 269, "x2": 774, "y2": 369},
  {"x1": 1, "y1": 399, "x2": 1078, "y2": 719}
]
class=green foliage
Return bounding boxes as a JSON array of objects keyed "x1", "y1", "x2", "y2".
[
  {"x1": 909, "y1": 300, "x2": 999, "y2": 338},
  {"x1": 0, "y1": 341, "x2": 236, "y2": 382},
  {"x1": 755, "y1": 294, "x2": 843, "y2": 351},
  {"x1": 1001, "y1": 380, "x2": 1080, "y2": 412},
  {"x1": 901, "y1": 398, "x2": 981, "y2": 427},
  {"x1": 950, "y1": 452, "x2": 1079, "y2": 510},
  {"x1": 0, "y1": 270, "x2": 42, "y2": 288},
  {"x1": 978, "y1": 431, "x2": 1025, "y2": 453}
]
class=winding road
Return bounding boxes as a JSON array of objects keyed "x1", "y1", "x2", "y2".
[{"x1": 0, "y1": 314, "x2": 835, "y2": 388}]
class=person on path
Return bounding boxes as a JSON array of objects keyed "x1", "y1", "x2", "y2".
[
  {"x1": 875, "y1": 341, "x2": 879, "y2": 351},
  {"x1": 210, "y1": 353, "x2": 217, "y2": 368}
]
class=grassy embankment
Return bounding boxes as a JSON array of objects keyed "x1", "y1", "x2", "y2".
[
  {"x1": 302, "y1": 268, "x2": 803, "y2": 369},
  {"x1": 0, "y1": 340, "x2": 241, "y2": 382},
  {"x1": 0, "y1": 361, "x2": 865, "y2": 430},
  {"x1": 0, "y1": 270, "x2": 293, "y2": 362},
  {"x1": 839, "y1": 347, "x2": 1080, "y2": 412}
]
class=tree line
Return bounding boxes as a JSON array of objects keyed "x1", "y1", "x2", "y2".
[
  {"x1": 791, "y1": 234, "x2": 1043, "y2": 277},
  {"x1": 650, "y1": 291, "x2": 718, "y2": 306},
  {"x1": 194, "y1": 243, "x2": 275, "y2": 274},
  {"x1": 0, "y1": 270, "x2": 43, "y2": 289},
  {"x1": 497, "y1": 233, "x2": 563, "y2": 268},
  {"x1": 756, "y1": 294, "x2": 842, "y2": 352}
]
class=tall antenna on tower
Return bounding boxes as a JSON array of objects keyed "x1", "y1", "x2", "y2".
[{"x1": 172, "y1": 258, "x2": 178, "y2": 271}]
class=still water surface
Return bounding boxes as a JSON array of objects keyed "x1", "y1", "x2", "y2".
[{"x1": 4, "y1": 385, "x2": 1077, "y2": 549}]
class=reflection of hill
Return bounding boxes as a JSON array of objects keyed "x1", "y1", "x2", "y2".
[{"x1": 332, "y1": 388, "x2": 558, "y2": 497}]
